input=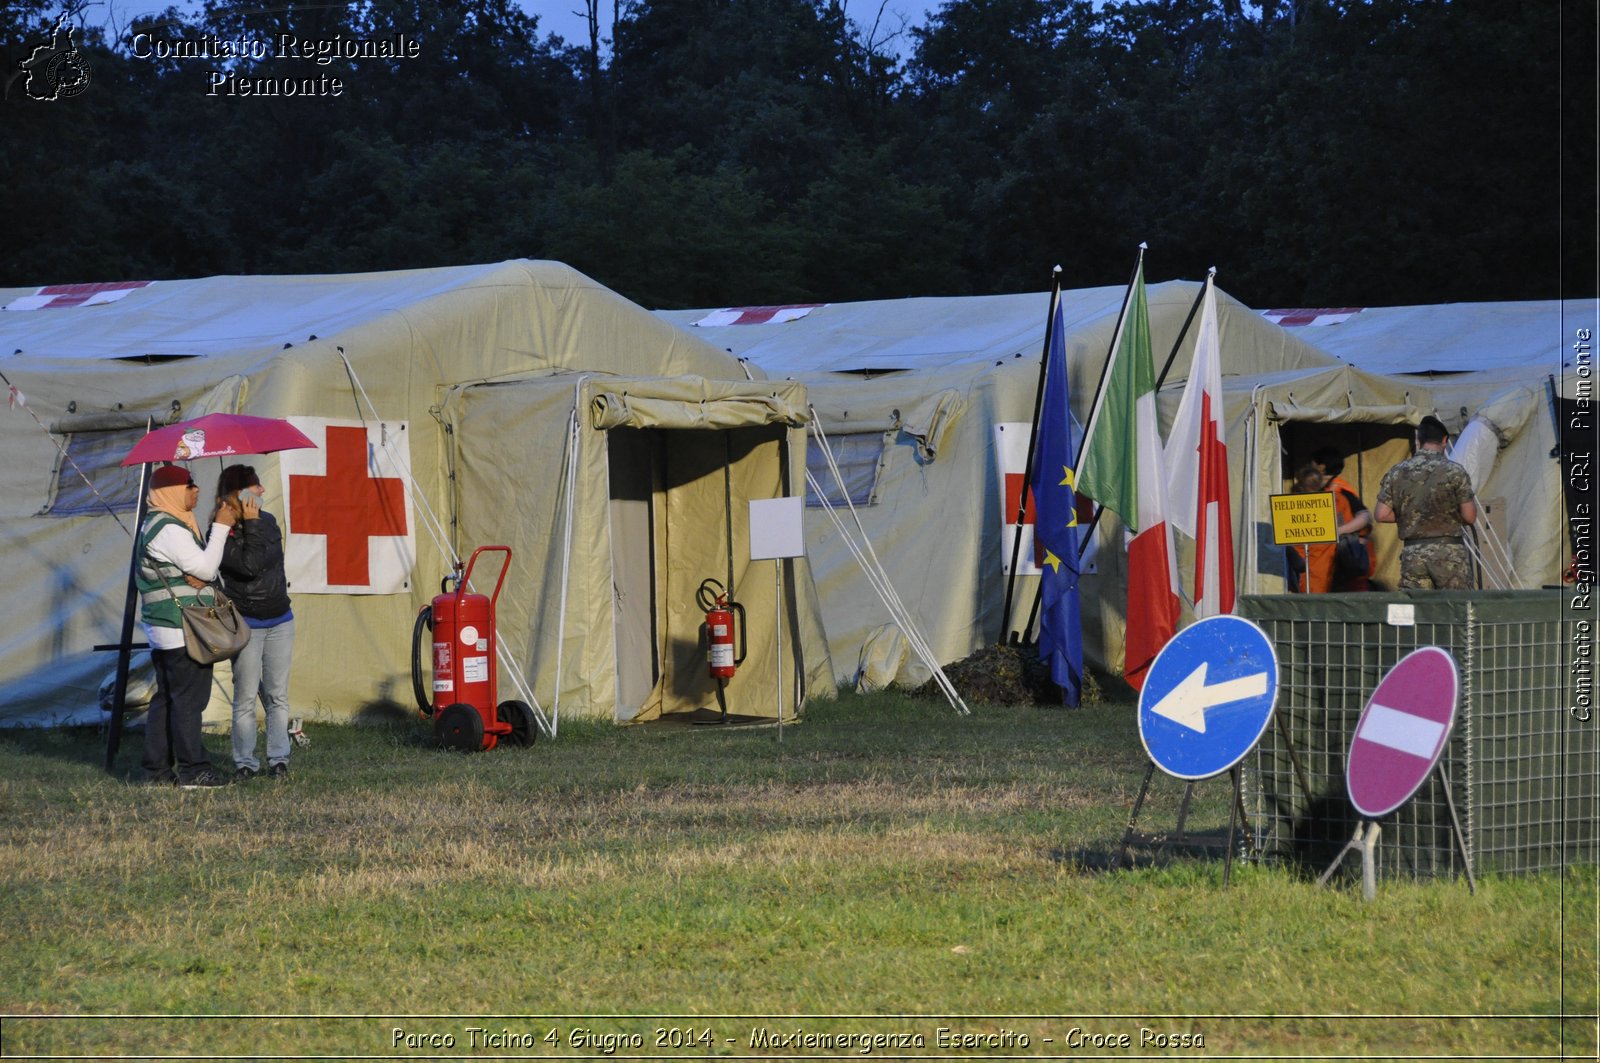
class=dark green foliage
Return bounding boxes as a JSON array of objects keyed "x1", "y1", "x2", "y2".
[{"x1": 1, "y1": 0, "x2": 1589, "y2": 305}]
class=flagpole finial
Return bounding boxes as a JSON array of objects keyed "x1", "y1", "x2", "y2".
[
  {"x1": 1138, "y1": 241, "x2": 1149, "y2": 251},
  {"x1": 1052, "y1": 264, "x2": 1062, "y2": 276},
  {"x1": 1208, "y1": 266, "x2": 1218, "y2": 277}
]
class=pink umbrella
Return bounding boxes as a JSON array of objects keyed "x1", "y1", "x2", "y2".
[{"x1": 121, "y1": 412, "x2": 316, "y2": 466}]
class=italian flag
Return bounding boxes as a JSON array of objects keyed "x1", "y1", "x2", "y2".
[{"x1": 1077, "y1": 255, "x2": 1180, "y2": 690}]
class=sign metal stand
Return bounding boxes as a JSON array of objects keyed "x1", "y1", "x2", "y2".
[
  {"x1": 1317, "y1": 821, "x2": 1383, "y2": 900},
  {"x1": 1119, "y1": 616, "x2": 1281, "y2": 885},
  {"x1": 1117, "y1": 764, "x2": 1258, "y2": 886},
  {"x1": 749, "y1": 497, "x2": 806, "y2": 742}
]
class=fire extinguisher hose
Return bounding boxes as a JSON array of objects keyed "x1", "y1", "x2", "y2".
[{"x1": 410, "y1": 605, "x2": 434, "y2": 717}]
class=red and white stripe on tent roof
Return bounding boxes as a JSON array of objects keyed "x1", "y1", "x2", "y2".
[
  {"x1": 1260, "y1": 307, "x2": 1365, "y2": 327},
  {"x1": 691, "y1": 304, "x2": 825, "y2": 328},
  {"x1": 2, "y1": 281, "x2": 151, "y2": 312}
]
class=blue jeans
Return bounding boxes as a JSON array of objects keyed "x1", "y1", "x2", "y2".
[{"x1": 231, "y1": 617, "x2": 295, "y2": 771}]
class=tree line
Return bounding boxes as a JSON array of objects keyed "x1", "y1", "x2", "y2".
[{"x1": 3, "y1": 0, "x2": 1592, "y2": 310}]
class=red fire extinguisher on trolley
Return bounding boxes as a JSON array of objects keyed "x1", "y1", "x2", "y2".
[
  {"x1": 698, "y1": 578, "x2": 746, "y2": 720},
  {"x1": 410, "y1": 546, "x2": 537, "y2": 752}
]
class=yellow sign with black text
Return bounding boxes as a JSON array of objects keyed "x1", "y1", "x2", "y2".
[{"x1": 1269, "y1": 492, "x2": 1338, "y2": 545}]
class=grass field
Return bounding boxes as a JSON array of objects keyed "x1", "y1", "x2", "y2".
[{"x1": 1, "y1": 691, "x2": 1594, "y2": 1060}]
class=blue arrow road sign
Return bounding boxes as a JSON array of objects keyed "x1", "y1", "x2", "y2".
[{"x1": 1138, "y1": 615, "x2": 1279, "y2": 780}]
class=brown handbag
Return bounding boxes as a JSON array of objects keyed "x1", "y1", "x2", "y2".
[{"x1": 159, "y1": 574, "x2": 252, "y2": 665}]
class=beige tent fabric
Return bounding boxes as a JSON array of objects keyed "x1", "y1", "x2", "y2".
[
  {"x1": 1273, "y1": 300, "x2": 1580, "y2": 588},
  {"x1": 1264, "y1": 402, "x2": 1420, "y2": 424},
  {"x1": 0, "y1": 261, "x2": 803, "y2": 728},
  {"x1": 1405, "y1": 374, "x2": 1565, "y2": 590},
  {"x1": 791, "y1": 334, "x2": 1557, "y2": 689},
  {"x1": 589, "y1": 379, "x2": 809, "y2": 431},
  {"x1": 799, "y1": 361, "x2": 1042, "y2": 689}
]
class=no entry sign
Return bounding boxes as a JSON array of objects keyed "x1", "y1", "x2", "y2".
[{"x1": 1346, "y1": 647, "x2": 1460, "y2": 819}]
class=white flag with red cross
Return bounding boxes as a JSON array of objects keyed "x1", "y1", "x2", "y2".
[{"x1": 280, "y1": 417, "x2": 415, "y2": 595}]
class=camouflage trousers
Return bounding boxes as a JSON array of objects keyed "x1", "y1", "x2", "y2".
[{"x1": 1399, "y1": 540, "x2": 1474, "y2": 590}]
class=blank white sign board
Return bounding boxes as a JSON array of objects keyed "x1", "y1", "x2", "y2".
[{"x1": 749, "y1": 497, "x2": 806, "y2": 560}]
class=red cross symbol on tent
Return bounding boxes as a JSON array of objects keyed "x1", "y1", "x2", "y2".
[
  {"x1": 288, "y1": 425, "x2": 408, "y2": 587},
  {"x1": 1004, "y1": 470, "x2": 1039, "y2": 525},
  {"x1": 1004, "y1": 472, "x2": 1093, "y2": 567}
]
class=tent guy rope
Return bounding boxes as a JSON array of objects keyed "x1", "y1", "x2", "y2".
[
  {"x1": 335, "y1": 346, "x2": 556, "y2": 740},
  {"x1": 806, "y1": 409, "x2": 970, "y2": 716}
]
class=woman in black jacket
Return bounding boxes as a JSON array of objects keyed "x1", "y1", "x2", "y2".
[{"x1": 215, "y1": 464, "x2": 296, "y2": 780}]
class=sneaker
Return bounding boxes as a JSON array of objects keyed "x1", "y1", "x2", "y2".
[
  {"x1": 267, "y1": 762, "x2": 289, "y2": 780},
  {"x1": 234, "y1": 766, "x2": 258, "y2": 782},
  {"x1": 179, "y1": 769, "x2": 230, "y2": 790}
]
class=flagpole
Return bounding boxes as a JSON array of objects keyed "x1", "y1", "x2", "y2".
[
  {"x1": 1000, "y1": 267, "x2": 1063, "y2": 645},
  {"x1": 1071, "y1": 244, "x2": 1145, "y2": 560},
  {"x1": 1076, "y1": 243, "x2": 1146, "y2": 491},
  {"x1": 105, "y1": 450, "x2": 153, "y2": 774},
  {"x1": 1153, "y1": 268, "x2": 1215, "y2": 391},
  {"x1": 1072, "y1": 261, "x2": 1214, "y2": 563}
]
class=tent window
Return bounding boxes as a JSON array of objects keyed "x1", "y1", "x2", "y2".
[
  {"x1": 44, "y1": 428, "x2": 146, "y2": 516},
  {"x1": 806, "y1": 430, "x2": 887, "y2": 508}
]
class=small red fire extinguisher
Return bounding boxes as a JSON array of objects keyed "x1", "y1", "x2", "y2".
[{"x1": 698, "y1": 577, "x2": 747, "y2": 679}]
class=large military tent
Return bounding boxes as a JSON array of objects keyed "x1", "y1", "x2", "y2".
[
  {"x1": 660, "y1": 281, "x2": 1368, "y2": 688},
  {"x1": 0, "y1": 260, "x2": 831, "y2": 730},
  {"x1": 1258, "y1": 299, "x2": 1597, "y2": 588}
]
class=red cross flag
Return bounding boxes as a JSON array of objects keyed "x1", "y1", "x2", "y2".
[{"x1": 281, "y1": 417, "x2": 415, "y2": 595}]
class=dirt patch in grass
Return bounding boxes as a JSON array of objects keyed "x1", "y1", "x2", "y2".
[{"x1": 912, "y1": 642, "x2": 1112, "y2": 707}]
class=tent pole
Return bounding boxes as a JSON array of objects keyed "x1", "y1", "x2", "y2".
[
  {"x1": 1000, "y1": 268, "x2": 1063, "y2": 644},
  {"x1": 105, "y1": 455, "x2": 153, "y2": 774},
  {"x1": 723, "y1": 433, "x2": 736, "y2": 600}
]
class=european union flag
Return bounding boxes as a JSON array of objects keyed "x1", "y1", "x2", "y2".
[{"x1": 1030, "y1": 299, "x2": 1084, "y2": 706}]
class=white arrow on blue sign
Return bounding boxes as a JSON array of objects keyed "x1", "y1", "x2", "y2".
[{"x1": 1138, "y1": 615, "x2": 1280, "y2": 780}]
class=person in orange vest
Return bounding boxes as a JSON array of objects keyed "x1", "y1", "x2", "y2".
[
  {"x1": 1290, "y1": 450, "x2": 1375, "y2": 593},
  {"x1": 1314, "y1": 447, "x2": 1376, "y2": 591}
]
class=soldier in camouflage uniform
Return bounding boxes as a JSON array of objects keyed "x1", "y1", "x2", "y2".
[{"x1": 1375, "y1": 415, "x2": 1478, "y2": 590}]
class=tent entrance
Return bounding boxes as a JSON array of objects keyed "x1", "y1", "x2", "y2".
[
  {"x1": 607, "y1": 427, "x2": 662, "y2": 720},
  {"x1": 1278, "y1": 422, "x2": 1415, "y2": 589},
  {"x1": 1279, "y1": 422, "x2": 1415, "y2": 500},
  {"x1": 604, "y1": 423, "x2": 794, "y2": 724}
]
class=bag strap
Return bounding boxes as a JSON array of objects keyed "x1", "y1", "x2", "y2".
[{"x1": 152, "y1": 563, "x2": 219, "y2": 610}]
